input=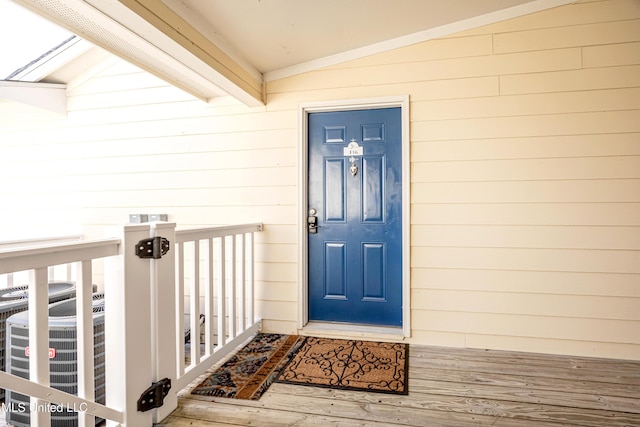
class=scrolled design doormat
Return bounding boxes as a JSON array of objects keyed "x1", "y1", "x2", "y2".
[
  {"x1": 277, "y1": 336, "x2": 408, "y2": 395},
  {"x1": 191, "y1": 333, "x2": 305, "y2": 400}
]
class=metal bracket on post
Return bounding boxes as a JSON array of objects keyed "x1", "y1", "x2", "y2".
[
  {"x1": 137, "y1": 377, "x2": 172, "y2": 412},
  {"x1": 135, "y1": 237, "x2": 170, "y2": 259}
]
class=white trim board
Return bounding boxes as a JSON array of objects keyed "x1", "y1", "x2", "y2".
[
  {"x1": 297, "y1": 95, "x2": 411, "y2": 338},
  {"x1": 0, "y1": 81, "x2": 67, "y2": 114}
]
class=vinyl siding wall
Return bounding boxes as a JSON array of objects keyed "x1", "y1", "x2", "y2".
[{"x1": 0, "y1": 0, "x2": 638, "y2": 359}]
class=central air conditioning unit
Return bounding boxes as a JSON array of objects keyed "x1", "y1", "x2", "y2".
[
  {"x1": 0, "y1": 282, "x2": 77, "y2": 400},
  {"x1": 5, "y1": 293, "x2": 105, "y2": 427}
]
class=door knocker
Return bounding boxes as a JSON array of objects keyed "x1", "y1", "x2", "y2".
[{"x1": 349, "y1": 157, "x2": 358, "y2": 177}]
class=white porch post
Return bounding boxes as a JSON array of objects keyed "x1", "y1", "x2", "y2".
[
  {"x1": 104, "y1": 225, "x2": 153, "y2": 427},
  {"x1": 150, "y1": 222, "x2": 178, "y2": 423}
]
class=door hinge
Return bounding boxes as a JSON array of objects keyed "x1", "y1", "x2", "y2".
[
  {"x1": 135, "y1": 236, "x2": 170, "y2": 259},
  {"x1": 138, "y1": 378, "x2": 172, "y2": 412}
]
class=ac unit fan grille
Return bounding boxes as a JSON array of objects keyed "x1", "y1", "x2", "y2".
[
  {"x1": 0, "y1": 282, "x2": 77, "y2": 400},
  {"x1": 6, "y1": 295, "x2": 105, "y2": 427}
]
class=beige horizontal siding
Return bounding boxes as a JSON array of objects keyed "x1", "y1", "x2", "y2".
[
  {"x1": 412, "y1": 309, "x2": 640, "y2": 344},
  {"x1": 412, "y1": 246, "x2": 639, "y2": 274},
  {"x1": 500, "y1": 64, "x2": 640, "y2": 94},
  {"x1": 412, "y1": 203, "x2": 640, "y2": 226},
  {"x1": 412, "y1": 289, "x2": 640, "y2": 321},
  {"x1": 458, "y1": 0, "x2": 640, "y2": 36},
  {"x1": 412, "y1": 180, "x2": 639, "y2": 203},
  {"x1": 583, "y1": 41, "x2": 640, "y2": 68},
  {"x1": 493, "y1": 19, "x2": 640, "y2": 53},
  {"x1": 411, "y1": 88, "x2": 640, "y2": 120},
  {"x1": 267, "y1": 76, "x2": 501, "y2": 110},
  {"x1": 412, "y1": 268, "x2": 640, "y2": 298},
  {"x1": 255, "y1": 280, "x2": 297, "y2": 300},
  {"x1": 411, "y1": 225, "x2": 640, "y2": 250},
  {"x1": 412, "y1": 111, "x2": 640, "y2": 141},
  {"x1": 268, "y1": 48, "x2": 583, "y2": 93},
  {"x1": 412, "y1": 156, "x2": 640, "y2": 181},
  {"x1": 412, "y1": 134, "x2": 640, "y2": 161}
]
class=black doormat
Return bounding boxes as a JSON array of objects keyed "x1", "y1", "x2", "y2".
[
  {"x1": 277, "y1": 336, "x2": 408, "y2": 395},
  {"x1": 191, "y1": 333, "x2": 305, "y2": 400}
]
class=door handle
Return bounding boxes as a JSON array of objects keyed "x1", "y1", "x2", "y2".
[{"x1": 308, "y1": 209, "x2": 318, "y2": 234}]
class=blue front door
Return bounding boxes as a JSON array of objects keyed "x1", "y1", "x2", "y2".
[{"x1": 308, "y1": 108, "x2": 402, "y2": 327}]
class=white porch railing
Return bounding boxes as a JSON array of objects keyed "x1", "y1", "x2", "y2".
[
  {"x1": 0, "y1": 235, "x2": 83, "y2": 288},
  {"x1": 0, "y1": 222, "x2": 263, "y2": 426}
]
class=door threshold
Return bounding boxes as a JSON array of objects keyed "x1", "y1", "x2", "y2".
[{"x1": 301, "y1": 321, "x2": 406, "y2": 342}]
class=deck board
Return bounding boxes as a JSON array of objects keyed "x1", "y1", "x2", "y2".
[{"x1": 157, "y1": 344, "x2": 640, "y2": 426}]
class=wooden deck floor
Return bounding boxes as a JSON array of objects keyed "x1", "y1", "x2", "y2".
[{"x1": 157, "y1": 344, "x2": 640, "y2": 427}]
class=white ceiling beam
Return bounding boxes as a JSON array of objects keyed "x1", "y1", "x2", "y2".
[
  {"x1": 115, "y1": 0, "x2": 264, "y2": 105},
  {"x1": 0, "y1": 81, "x2": 67, "y2": 115}
]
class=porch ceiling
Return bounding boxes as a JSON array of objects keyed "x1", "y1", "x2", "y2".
[{"x1": 11, "y1": 0, "x2": 574, "y2": 106}]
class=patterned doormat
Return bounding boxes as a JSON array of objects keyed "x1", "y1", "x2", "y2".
[
  {"x1": 191, "y1": 333, "x2": 305, "y2": 400},
  {"x1": 277, "y1": 336, "x2": 409, "y2": 395}
]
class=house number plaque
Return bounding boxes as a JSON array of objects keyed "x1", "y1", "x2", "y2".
[
  {"x1": 344, "y1": 139, "x2": 363, "y2": 177},
  {"x1": 343, "y1": 139, "x2": 363, "y2": 156}
]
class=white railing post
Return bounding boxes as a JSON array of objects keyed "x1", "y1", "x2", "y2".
[
  {"x1": 150, "y1": 222, "x2": 178, "y2": 423},
  {"x1": 104, "y1": 225, "x2": 154, "y2": 427}
]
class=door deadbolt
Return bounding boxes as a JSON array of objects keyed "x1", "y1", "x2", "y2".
[{"x1": 308, "y1": 209, "x2": 318, "y2": 234}]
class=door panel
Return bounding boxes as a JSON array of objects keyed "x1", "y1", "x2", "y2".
[
  {"x1": 325, "y1": 242, "x2": 347, "y2": 299},
  {"x1": 362, "y1": 243, "x2": 385, "y2": 300},
  {"x1": 362, "y1": 156, "x2": 384, "y2": 222},
  {"x1": 308, "y1": 108, "x2": 402, "y2": 327},
  {"x1": 324, "y1": 158, "x2": 346, "y2": 222}
]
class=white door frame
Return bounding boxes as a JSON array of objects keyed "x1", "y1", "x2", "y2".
[{"x1": 297, "y1": 95, "x2": 411, "y2": 338}]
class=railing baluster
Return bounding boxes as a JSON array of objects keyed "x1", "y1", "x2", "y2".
[
  {"x1": 176, "y1": 242, "x2": 185, "y2": 375},
  {"x1": 29, "y1": 267, "x2": 51, "y2": 427},
  {"x1": 205, "y1": 239, "x2": 214, "y2": 356},
  {"x1": 247, "y1": 232, "x2": 255, "y2": 325},
  {"x1": 76, "y1": 260, "x2": 95, "y2": 427},
  {"x1": 217, "y1": 237, "x2": 226, "y2": 348},
  {"x1": 228, "y1": 235, "x2": 236, "y2": 339},
  {"x1": 190, "y1": 241, "x2": 200, "y2": 366},
  {"x1": 238, "y1": 234, "x2": 245, "y2": 332},
  {"x1": 67, "y1": 263, "x2": 74, "y2": 282}
]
